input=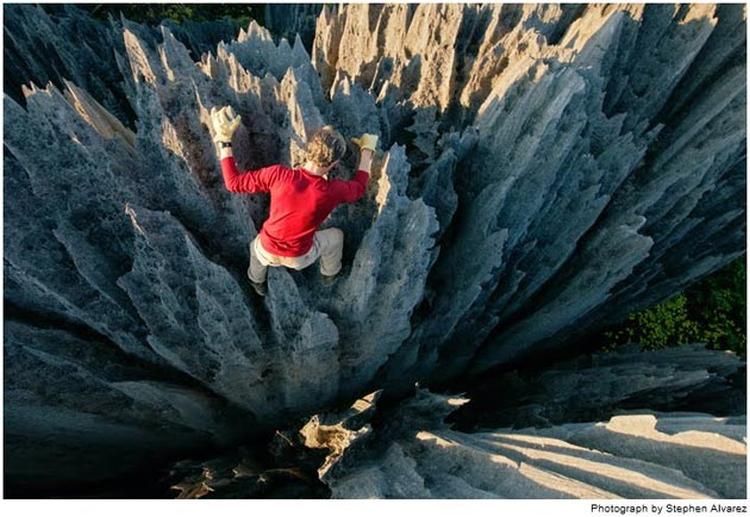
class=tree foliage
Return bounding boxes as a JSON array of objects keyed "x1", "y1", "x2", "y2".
[
  {"x1": 604, "y1": 256, "x2": 746, "y2": 355},
  {"x1": 80, "y1": 3, "x2": 264, "y2": 27}
]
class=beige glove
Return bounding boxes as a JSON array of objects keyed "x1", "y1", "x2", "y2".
[
  {"x1": 210, "y1": 106, "x2": 241, "y2": 144},
  {"x1": 351, "y1": 133, "x2": 378, "y2": 151}
]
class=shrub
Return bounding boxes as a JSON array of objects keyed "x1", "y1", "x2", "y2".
[{"x1": 603, "y1": 256, "x2": 746, "y2": 355}]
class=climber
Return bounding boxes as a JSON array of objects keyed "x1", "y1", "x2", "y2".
[{"x1": 210, "y1": 105, "x2": 378, "y2": 296}]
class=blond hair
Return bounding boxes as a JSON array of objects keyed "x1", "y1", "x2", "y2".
[{"x1": 304, "y1": 125, "x2": 346, "y2": 167}]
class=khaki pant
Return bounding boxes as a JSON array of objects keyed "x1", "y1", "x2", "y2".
[{"x1": 247, "y1": 228, "x2": 344, "y2": 283}]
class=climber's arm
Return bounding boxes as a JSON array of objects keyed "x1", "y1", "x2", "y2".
[
  {"x1": 219, "y1": 146, "x2": 279, "y2": 193},
  {"x1": 211, "y1": 105, "x2": 278, "y2": 193},
  {"x1": 357, "y1": 147, "x2": 374, "y2": 175},
  {"x1": 331, "y1": 149, "x2": 372, "y2": 203}
]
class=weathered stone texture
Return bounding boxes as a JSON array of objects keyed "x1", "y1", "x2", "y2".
[
  {"x1": 307, "y1": 388, "x2": 746, "y2": 499},
  {"x1": 3, "y1": 3, "x2": 745, "y2": 494}
]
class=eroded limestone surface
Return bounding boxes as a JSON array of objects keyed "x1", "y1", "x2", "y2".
[
  {"x1": 168, "y1": 376, "x2": 746, "y2": 499},
  {"x1": 3, "y1": 4, "x2": 746, "y2": 494},
  {"x1": 304, "y1": 389, "x2": 746, "y2": 499}
]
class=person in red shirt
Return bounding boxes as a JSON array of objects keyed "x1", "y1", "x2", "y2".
[{"x1": 210, "y1": 106, "x2": 377, "y2": 295}]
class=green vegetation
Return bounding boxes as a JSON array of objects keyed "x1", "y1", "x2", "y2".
[
  {"x1": 604, "y1": 256, "x2": 746, "y2": 355},
  {"x1": 81, "y1": 4, "x2": 264, "y2": 27}
]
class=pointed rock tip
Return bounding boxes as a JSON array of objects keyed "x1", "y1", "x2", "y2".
[
  {"x1": 21, "y1": 81, "x2": 39, "y2": 98},
  {"x1": 247, "y1": 18, "x2": 272, "y2": 41},
  {"x1": 281, "y1": 66, "x2": 300, "y2": 84},
  {"x1": 278, "y1": 37, "x2": 292, "y2": 52},
  {"x1": 291, "y1": 33, "x2": 309, "y2": 57},
  {"x1": 22, "y1": 80, "x2": 60, "y2": 99}
]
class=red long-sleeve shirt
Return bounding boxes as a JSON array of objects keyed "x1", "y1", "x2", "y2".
[{"x1": 220, "y1": 156, "x2": 369, "y2": 257}]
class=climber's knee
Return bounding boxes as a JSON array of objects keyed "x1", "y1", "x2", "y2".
[
  {"x1": 248, "y1": 237, "x2": 269, "y2": 283},
  {"x1": 330, "y1": 227, "x2": 344, "y2": 244},
  {"x1": 316, "y1": 228, "x2": 343, "y2": 277},
  {"x1": 326, "y1": 228, "x2": 344, "y2": 252}
]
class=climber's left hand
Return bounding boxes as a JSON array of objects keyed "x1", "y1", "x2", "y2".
[
  {"x1": 351, "y1": 133, "x2": 378, "y2": 152},
  {"x1": 211, "y1": 106, "x2": 241, "y2": 144}
]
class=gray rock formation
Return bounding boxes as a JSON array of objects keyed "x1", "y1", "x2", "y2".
[
  {"x1": 317, "y1": 3, "x2": 747, "y2": 383},
  {"x1": 450, "y1": 343, "x2": 746, "y2": 430},
  {"x1": 168, "y1": 369, "x2": 746, "y2": 499},
  {"x1": 3, "y1": 3, "x2": 746, "y2": 495},
  {"x1": 4, "y1": 320, "x2": 247, "y2": 491},
  {"x1": 303, "y1": 389, "x2": 746, "y2": 499},
  {"x1": 3, "y1": 5, "x2": 242, "y2": 125},
  {"x1": 4, "y1": 5, "x2": 126, "y2": 117}
]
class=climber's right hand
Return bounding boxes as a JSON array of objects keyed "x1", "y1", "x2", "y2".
[
  {"x1": 210, "y1": 106, "x2": 241, "y2": 144},
  {"x1": 351, "y1": 133, "x2": 378, "y2": 152}
]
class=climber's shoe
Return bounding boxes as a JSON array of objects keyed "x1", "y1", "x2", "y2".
[
  {"x1": 320, "y1": 274, "x2": 338, "y2": 287},
  {"x1": 250, "y1": 280, "x2": 267, "y2": 297},
  {"x1": 246, "y1": 267, "x2": 267, "y2": 296}
]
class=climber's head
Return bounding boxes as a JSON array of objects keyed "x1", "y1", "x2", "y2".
[{"x1": 303, "y1": 125, "x2": 346, "y2": 176}]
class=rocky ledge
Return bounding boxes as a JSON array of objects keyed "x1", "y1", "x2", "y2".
[{"x1": 3, "y1": 4, "x2": 746, "y2": 496}]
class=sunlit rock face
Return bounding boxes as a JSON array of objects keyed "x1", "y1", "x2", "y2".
[
  {"x1": 302, "y1": 388, "x2": 746, "y2": 499},
  {"x1": 3, "y1": 4, "x2": 746, "y2": 495},
  {"x1": 168, "y1": 347, "x2": 746, "y2": 499}
]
